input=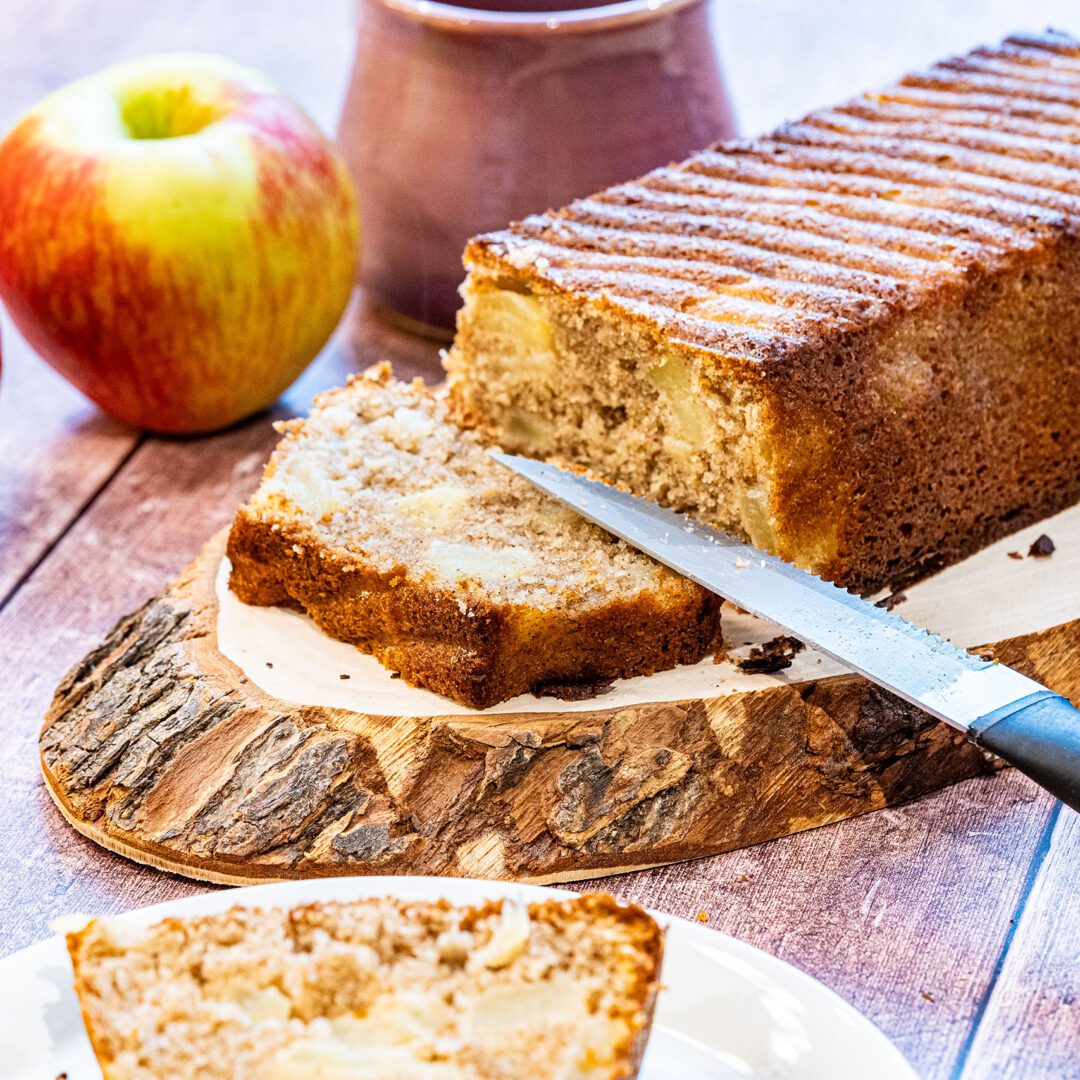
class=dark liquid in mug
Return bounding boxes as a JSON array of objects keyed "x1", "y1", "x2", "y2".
[{"x1": 443, "y1": 0, "x2": 620, "y2": 11}]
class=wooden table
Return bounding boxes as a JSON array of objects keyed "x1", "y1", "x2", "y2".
[{"x1": 1, "y1": 1, "x2": 1077, "y2": 1076}]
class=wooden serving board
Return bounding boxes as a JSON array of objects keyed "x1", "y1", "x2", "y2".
[{"x1": 39, "y1": 505, "x2": 1080, "y2": 887}]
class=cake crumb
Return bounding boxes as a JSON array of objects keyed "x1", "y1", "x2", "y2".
[
  {"x1": 921, "y1": 991, "x2": 936, "y2": 1004},
  {"x1": 696, "y1": 910, "x2": 708, "y2": 923},
  {"x1": 1028, "y1": 534, "x2": 1055, "y2": 558},
  {"x1": 874, "y1": 590, "x2": 907, "y2": 611},
  {"x1": 737, "y1": 636, "x2": 805, "y2": 674},
  {"x1": 1007, "y1": 551, "x2": 1023, "y2": 560},
  {"x1": 265, "y1": 661, "x2": 273, "y2": 669},
  {"x1": 339, "y1": 674, "x2": 351, "y2": 680},
  {"x1": 534, "y1": 678, "x2": 615, "y2": 701}
]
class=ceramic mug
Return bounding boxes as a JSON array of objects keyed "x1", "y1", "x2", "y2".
[{"x1": 337, "y1": 0, "x2": 736, "y2": 334}]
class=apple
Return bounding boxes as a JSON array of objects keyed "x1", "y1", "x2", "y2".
[{"x1": 0, "y1": 54, "x2": 359, "y2": 433}]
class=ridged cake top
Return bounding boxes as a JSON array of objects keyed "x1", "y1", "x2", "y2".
[{"x1": 466, "y1": 31, "x2": 1080, "y2": 366}]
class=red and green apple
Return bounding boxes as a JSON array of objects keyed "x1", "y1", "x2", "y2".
[{"x1": 0, "y1": 53, "x2": 359, "y2": 433}]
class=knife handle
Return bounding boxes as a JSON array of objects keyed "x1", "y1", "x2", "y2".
[{"x1": 970, "y1": 690, "x2": 1080, "y2": 812}]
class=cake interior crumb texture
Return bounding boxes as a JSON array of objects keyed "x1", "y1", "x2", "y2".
[
  {"x1": 66, "y1": 894, "x2": 663, "y2": 1080},
  {"x1": 446, "y1": 31, "x2": 1080, "y2": 591},
  {"x1": 227, "y1": 363, "x2": 720, "y2": 708}
]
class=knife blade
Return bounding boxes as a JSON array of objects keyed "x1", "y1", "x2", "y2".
[{"x1": 492, "y1": 452, "x2": 1080, "y2": 812}]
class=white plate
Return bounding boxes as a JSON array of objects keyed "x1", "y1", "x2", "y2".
[{"x1": 0, "y1": 876, "x2": 916, "y2": 1080}]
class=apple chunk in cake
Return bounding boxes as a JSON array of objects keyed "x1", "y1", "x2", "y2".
[{"x1": 227, "y1": 363, "x2": 721, "y2": 708}]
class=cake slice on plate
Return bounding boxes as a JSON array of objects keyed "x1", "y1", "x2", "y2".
[
  {"x1": 66, "y1": 893, "x2": 664, "y2": 1080},
  {"x1": 227, "y1": 363, "x2": 721, "y2": 709},
  {"x1": 447, "y1": 31, "x2": 1080, "y2": 591}
]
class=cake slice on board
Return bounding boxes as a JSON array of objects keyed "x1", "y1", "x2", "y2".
[
  {"x1": 228, "y1": 364, "x2": 721, "y2": 709},
  {"x1": 66, "y1": 893, "x2": 663, "y2": 1080}
]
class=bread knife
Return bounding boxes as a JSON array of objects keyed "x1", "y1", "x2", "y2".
[{"x1": 492, "y1": 452, "x2": 1080, "y2": 813}]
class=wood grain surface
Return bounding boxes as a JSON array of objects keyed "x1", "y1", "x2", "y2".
[
  {"x1": 3, "y1": 3, "x2": 1080, "y2": 1079},
  {"x1": 47, "y1": 531, "x2": 1064, "y2": 887}
]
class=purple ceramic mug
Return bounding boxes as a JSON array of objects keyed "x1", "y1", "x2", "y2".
[{"x1": 337, "y1": 0, "x2": 735, "y2": 335}]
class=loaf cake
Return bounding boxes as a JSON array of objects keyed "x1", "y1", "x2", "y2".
[
  {"x1": 66, "y1": 892, "x2": 663, "y2": 1079},
  {"x1": 228, "y1": 364, "x2": 721, "y2": 708},
  {"x1": 446, "y1": 31, "x2": 1080, "y2": 591}
]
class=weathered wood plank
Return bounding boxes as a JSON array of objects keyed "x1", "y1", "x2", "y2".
[
  {"x1": 0, "y1": 342, "x2": 135, "y2": 605},
  {"x1": 577, "y1": 774, "x2": 1061, "y2": 1080},
  {"x1": 957, "y1": 804, "x2": 1080, "y2": 1079}
]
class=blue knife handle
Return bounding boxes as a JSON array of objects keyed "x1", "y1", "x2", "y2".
[{"x1": 970, "y1": 691, "x2": 1080, "y2": 811}]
